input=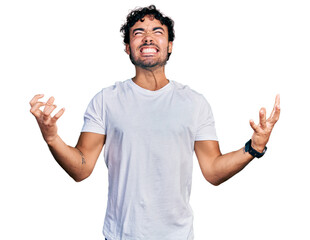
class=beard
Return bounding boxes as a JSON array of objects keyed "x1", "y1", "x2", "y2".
[{"x1": 128, "y1": 45, "x2": 169, "y2": 70}]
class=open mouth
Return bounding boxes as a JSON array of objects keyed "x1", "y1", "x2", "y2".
[{"x1": 140, "y1": 47, "x2": 159, "y2": 54}]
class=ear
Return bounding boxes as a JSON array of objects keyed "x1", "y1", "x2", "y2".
[
  {"x1": 168, "y1": 41, "x2": 173, "y2": 53},
  {"x1": 125, "y1": 44, "x2": 130, "y2": 55}
]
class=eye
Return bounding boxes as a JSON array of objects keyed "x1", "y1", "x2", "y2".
[
  {"x1": 154, "y1": 31, "x2": 163, "y2": 34},
  {"x1": 134, "y1": 31, "x2": 143, "y2": 36}
]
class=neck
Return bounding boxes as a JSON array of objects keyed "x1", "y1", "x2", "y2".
[{"x1": 132, "y1": 66, "x2": 169, "y2": 91}]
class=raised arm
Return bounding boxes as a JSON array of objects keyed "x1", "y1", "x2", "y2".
[
  {"x1": 194, "y1": 95, "x2": 280, "y2": 186},
  {"x1": 30, "y1": 94, "x2": 106, "y2": 182}
]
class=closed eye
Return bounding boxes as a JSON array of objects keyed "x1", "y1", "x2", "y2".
[
  {"x1": 132, "y1": 28, "x2": 145, "y2": 36},
  {"x1": 153, "y1": 27, "x2": 165, "y2": 34},
  {"x1": 134, "y1": 31, "x2": 143, "y2": 35}
]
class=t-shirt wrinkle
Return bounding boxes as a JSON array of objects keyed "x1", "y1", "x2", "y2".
[{"x1": 81, "y1": 79, "x2": 217, "y2": 240}]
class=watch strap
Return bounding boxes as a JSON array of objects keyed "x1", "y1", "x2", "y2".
[{"x1": 245, "y1": 139, "x2": 267, "y2": 158}]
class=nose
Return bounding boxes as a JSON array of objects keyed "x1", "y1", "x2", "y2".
[
  {"x1": 144, "y1": 38, "x2": 153, "y2": 43},
  {"x1": 143, "y1": 38, "x2": 153, "y2": 44},
  {"x1": 143, "y1": 32, "x2": 153, "y2": 44}
]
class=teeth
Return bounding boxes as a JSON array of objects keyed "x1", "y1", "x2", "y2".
[{"x1": 142, "y1": 48, "x2": 157, "y2": 53}]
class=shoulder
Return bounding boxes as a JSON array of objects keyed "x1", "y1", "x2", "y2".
[
  {"x1": 91, "y1": 79, "x2": 131, "y2": 100},
  {"x1": 171, "y1": 80, "x2": 206, "y2": 104}
]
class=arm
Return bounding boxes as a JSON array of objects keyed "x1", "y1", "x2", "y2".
[
  {"x1": 30, "y1": 94, "x2": 105, "y2": 182},
  {"x1": 194, "y1": 95, "x2": 280, "y2": 186},
  {"x1": 47, "y1": 132, "x2": 105, "y2": 182},
  {"x1": 194, "y1": 141, "x2": 254, "y2": 186}
]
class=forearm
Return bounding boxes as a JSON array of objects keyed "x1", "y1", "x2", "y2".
[
  {"x1": 210, "y1": 147, "x2": 254, "y2": 185},
  {"x1": 47, "y1": 135, "x2": 89, "y2": 182}
]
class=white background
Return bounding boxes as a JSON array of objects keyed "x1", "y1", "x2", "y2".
[{"x1": 1, "y1": 0, "x2": 309, "y2": 239}]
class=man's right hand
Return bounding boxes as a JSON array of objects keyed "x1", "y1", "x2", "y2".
[{"x1": 29, "y1": 94, "x2": 65, "y2": 145}]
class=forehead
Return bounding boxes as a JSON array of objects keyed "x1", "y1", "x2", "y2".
[{"x1": 130, "y1": 15, "x2": 168, "y2": 32}]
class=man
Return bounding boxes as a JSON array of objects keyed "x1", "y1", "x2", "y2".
[{"x1": 29, "y1": 5, "x2": 280, "y2": 240}]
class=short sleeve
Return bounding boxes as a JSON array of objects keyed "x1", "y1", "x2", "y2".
[
  {"x1": 81, "y1": 90, "x2": 106, "y2": 135},
  {"x1": 195, "y1": 95, "x2": 218, "y2": 141}
]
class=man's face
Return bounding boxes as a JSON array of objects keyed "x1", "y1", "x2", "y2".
[{"x1": 126, "y1": 15, "x2": 173, "y2": 70}]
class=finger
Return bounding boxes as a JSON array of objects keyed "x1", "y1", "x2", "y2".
[
  {"x1": 249, "y1": 119, "x2": 259, "y2": 132},
  {"x1": 259, "y1": 107, "x2": 267, "y2": 129},
  {"x1": 275, "y1": 94, "x2": 280, "y2": 108},
  {"x1": 42, "y1": 105, "x2": 57, "y2": 123},
  {"x1": 43, "y1": 104, "x2": 57, "y2": 117},
  {"x1": 29, "y1": 94, "x2": 44, "y2": 107},
  {"x1": 270, "y1": 104, "x2": 281, "y2": 125},
  {"x1": 51, "y1": 108, "x2": 65, "y2": 123},
  {"x1": 30, "y1": 101, "x2": 46, "y2": 117},
  {"x1": 43, "y1": 96, "x2": 55, "y2": 114},
  {"x1": 269, "y1": 94, "x2": 280, "y2": 114},
  {"x1": 268, "y1": 94, "x2": 281, "y2": 124},
  {"x1": 44, "y1": 96, "x2": 55, "y2": 108}
]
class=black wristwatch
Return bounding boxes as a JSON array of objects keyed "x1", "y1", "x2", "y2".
[{"x1": 245, "y1": 139, "x2": 267, "y2": 158}]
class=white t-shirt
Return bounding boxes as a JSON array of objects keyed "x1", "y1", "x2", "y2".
[{"x1": 82, "y1": 79, "x2": 218, "y2": 240}]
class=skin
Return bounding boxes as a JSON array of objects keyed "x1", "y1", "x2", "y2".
[
  {"x1": 29, "y1": 15, "x2": 280, "y2": 185},
  {"x1": 125, "y1": 15, "x2": 173, "y2": 91},
  {"x1": 194, "y1": 95, "x2": 280, "y2": 185},
  {"x1": 29, "y1": 94, "x2": 105, "y2": 182}
]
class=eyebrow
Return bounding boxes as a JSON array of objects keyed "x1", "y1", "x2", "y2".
[
  {"x1": 132, "y1": 27, "x2": 165, "y2": 34},
  {"x1": 153, "y1": 27, "x2": 165, "y2": 32},
  {"x1": 132, "y1": 28, "x2": 144, "y2": 34}
]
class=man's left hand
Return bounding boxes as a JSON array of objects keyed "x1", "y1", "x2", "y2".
[{"x1": 249, "y1": 94, "x2": 281, "y2": 152}]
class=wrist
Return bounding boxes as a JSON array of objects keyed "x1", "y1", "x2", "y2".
[
  {"x1": 250, "y1": 142, "x2": 265, "y2": 153},
  {"x1": 46, "y1": 135, "x2": 60, "y2": 147},
  {"x1": 245, "y1": 139, "x2": 267, "y2": 158}
]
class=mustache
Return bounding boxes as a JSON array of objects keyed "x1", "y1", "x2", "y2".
[{"x1": 138, "y1": 43, "x2": 160, "y2": 49}]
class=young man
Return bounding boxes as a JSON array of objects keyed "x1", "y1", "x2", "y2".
[{"x1": 29, "y1": 5, "x2": 280, "y2": 240}]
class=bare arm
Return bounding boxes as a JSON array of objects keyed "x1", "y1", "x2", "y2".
[
  {"x1": 47, "y1": 132, "x2": 105, "y2": 182},
  {"x1": 30, "y1": 94, "x2": 105, "y2": 182},
  {"x1": 195, "y1": 95, "x2": 281, "y2": 186},
  {"x1": 194, "y1": 141, "x2": 254, "y2": 186}
]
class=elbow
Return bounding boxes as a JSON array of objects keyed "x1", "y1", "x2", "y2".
[
  {"x1": 72, "y1": 171, "x2": 92, "y2": 182},
  {"x1": 73, "y1": 176, "x2": 87, "y2": 182},
  {"x1": 72, "y1": 164, "x2": 94, "y2": 182},
  {"x1": 204, "y1": 174, "x2": 225, "y2": 186},
  {"x1": 210, "y1": 180, "x2": 223, "y2": 186},
  {"x1": 73, "y1": 175, "x2": 89, "y2": 182},
  {"x1": 207, "y1": 178, "x2": 222, "y2": 186}
]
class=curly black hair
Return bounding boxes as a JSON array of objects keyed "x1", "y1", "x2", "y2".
[{"x1": 120, "y1": 5, "x2": 175, "y2": 59}]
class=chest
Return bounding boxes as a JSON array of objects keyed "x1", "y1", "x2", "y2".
[{"x1": 105, "y1": 94, "x2": 197, "y2": 140}]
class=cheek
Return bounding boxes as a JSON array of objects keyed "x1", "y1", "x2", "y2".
[
  {"x1": 157, "y1": 37, "x2": 169, "y2": 48},
  {"x1": 129, "y1": 39, "x2": 142, "y2": 52},
  {"x1": 160, "y1": 42, "x2": 170, "y2": 54}
]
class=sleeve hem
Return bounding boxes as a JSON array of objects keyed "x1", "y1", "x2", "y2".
[
  {"x1": 81, "y1": 126, "x2": 106, "y2": 135},
  {"x1": 194, "y1": 136, "x2": 218, "y2": 141}
]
